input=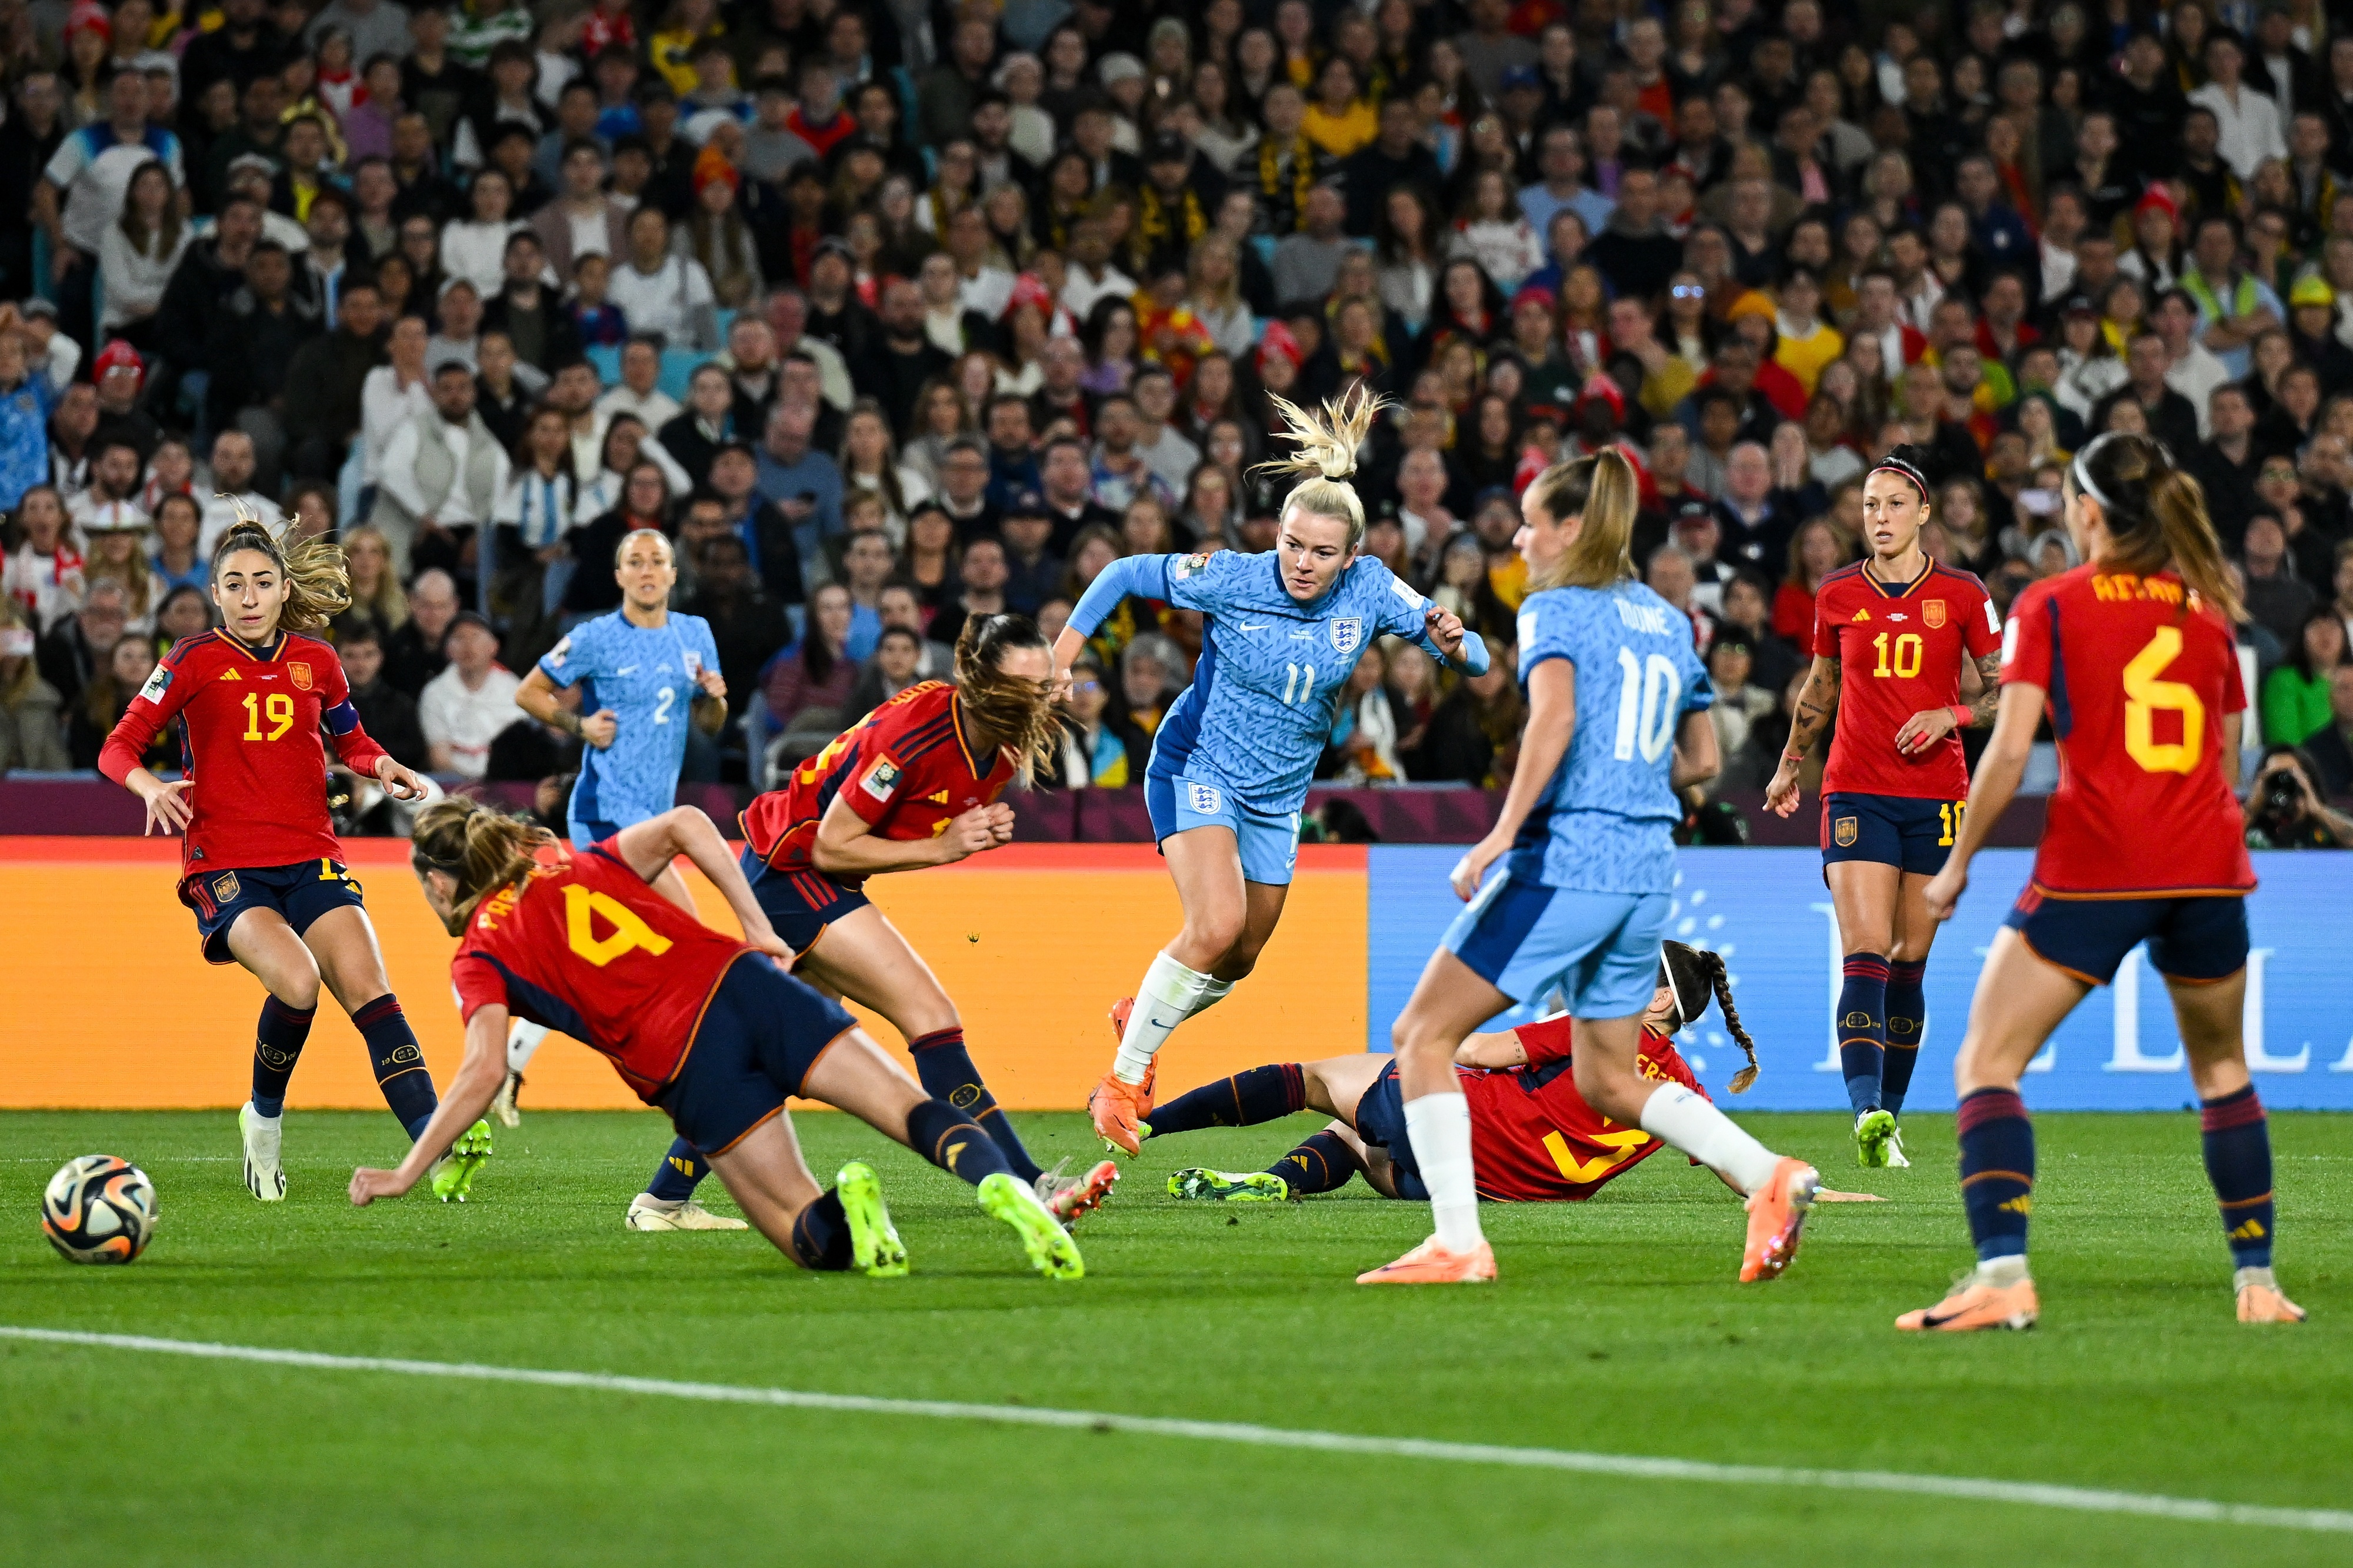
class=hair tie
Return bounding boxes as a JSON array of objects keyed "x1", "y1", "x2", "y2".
[
  {"x1": 2071, "y1": 431, "x2": 2124, "y2": 511},
  {"x1": 1869, "y1": 455, "x2": 1929, "y2": 501}
]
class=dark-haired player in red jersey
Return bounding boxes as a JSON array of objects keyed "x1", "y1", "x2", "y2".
[
  {"x1": 98, "y1": 519, "x2": 489, "y2": 1206},
  {"x1": 1765, "y1": 447, "x2": 2003, "y2": 1172},
  {"x1": 1910, "y1": 431, "x2": 2304, "y2": 1332},
  {"x1": 349, "y1": 797, "x2": 1084, "y2": 1280},
  {"x1": 734, "y1": 614, "x2": 1119, "y2": 1227}
]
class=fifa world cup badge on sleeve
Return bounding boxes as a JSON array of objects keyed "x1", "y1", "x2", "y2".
[
  {"x1": 861, "y1": 758, "x2": 902, "y2": 802},
  {"x1": 138, "y1": 663, "x2": 171, "y2": 702},
  {"x1": 1173, "y1": 552, "x2": 1211, "y2": 579},
  {"x1": 1329, "y1": 618, "x2": 1362, "y2": 655},
  {"x1": 1922, "y1": 600, "x2": 1947, "y2": 629}
]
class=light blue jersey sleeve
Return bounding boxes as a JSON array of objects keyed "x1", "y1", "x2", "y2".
[
  {"x1": 538, "y1": 615, "x2": 614, "y2": 688},
  {"x1": 1068, "y1": 553, "x2": 1178, "y2": 636},
  {"x1": 681, "y1": 615, "x2": 721, "y2": 685},
  {"x1": 1363, "y1": 558, "x2": 1490, "y2": 676}
]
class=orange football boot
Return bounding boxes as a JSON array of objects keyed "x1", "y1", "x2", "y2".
[
  {"x1": 1356, "y1": 1236, "x2": 1498, "y2": 1285},
  {"x1": 1739, "y1": 1157, "x2": 1821, "y2": 1282},
  {"x1": 1089, "y1": 1074, "x2": 1151, "y2": 1156},
  {"x1": 2238, "y1": 1283, "x2": 2308, "y2": 1323},
  {"x1": 1896, "y1": 1275, "x2": 2040, "y2": 1332}
]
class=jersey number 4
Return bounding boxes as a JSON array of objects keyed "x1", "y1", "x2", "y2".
[
  {"x1": 1542, "y1": 1126, "x2": 1651, "y2": 1183},
  {"x1": 564, "y1": 885, "x2": 674, "y2": 966},
  {"x1": 1612, "y1": 649, "x2": 1681, "y2": 763},
  {"x1": 2122, "y1": 626, "x2": 2204, "y2": 775}
]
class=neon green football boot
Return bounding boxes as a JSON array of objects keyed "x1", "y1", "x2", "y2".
[
  {"x1": 1854, "y1": 1109, "x2": 1898, "y2": 1169},
  {"x1": 976, "y1": 1172, "x2": 1084, "y2": 1280},
  {"x1": 427, "y1": 1119, "x2": 495, "y2": 1202},
  {"x1": 835, "y1": 1161, "x2": 909, "y2": 1278},
  {"x1": 1167, "y1": 1167, "x2": 1291, "y2": 1202}
]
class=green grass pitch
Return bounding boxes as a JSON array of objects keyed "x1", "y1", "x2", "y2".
[{"x1": 3, "y1": 1107, "x2": 2349, "y2": 1566}]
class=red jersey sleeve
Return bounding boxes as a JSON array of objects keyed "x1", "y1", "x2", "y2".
[
  {"x1": 1959, "y1": 576, "x2": 2002, "y2": 659},
  {"x1": 2220, "y1": 620, "x2": 2248, "y2": 715},
  {"x1": 2001, "y1": 580, "x2": 2055, "y2": 691},
  {"x1": 314, "y1": 643, "x2": 391, "y2": 776},
  {"x1": 450, "y1": 949, "x2": 511, "y2": 1023},
  {"x1": 98, "y1": 636, "x2": 205, "y2": 785},
  {"x1": 1514, "y1": 1015, "x2": 1575, "y2": 1067},
  {"x1": 839, "y1": 747, "x2": 911, "y2": 826},
  {"x1": 1810, "y1": 576, "x2": 1844, "y2": 659}
]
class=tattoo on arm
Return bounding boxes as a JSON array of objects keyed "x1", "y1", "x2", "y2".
[
  {"x1": 1784, "y1": 657, "x2": 1840, "y2": 759},
  {"x1": 1967, "y1": 653, "x2": 2002, "y2": 728}
]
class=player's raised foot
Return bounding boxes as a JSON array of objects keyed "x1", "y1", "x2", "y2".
[
  {"x1": 490, "y1": 1069, "x2": 525, "y2": 1129},
  {"x1": 1884, "y1": 1123, "x2": 1911, "y2": 1168},
  {"x1": 976, "y1": 1171, "x2": 1084, "y2": 1280},
  {"x1": 835, "y1": 1161, "x2": 909, "y2": 1277},
  {"x1": 625, "y1": 1194, "x2": 749, "y2": 1231},
  {"x1": 1854, "y1": 1109, "x2": 1897, "y2": 1169},
  {"x1": 1035, "y1": 1157, "x2": 1119, "y2": 1225},
  {"x1": 238, "y1": 1102, "x2": 286, "y2": 1202},
  {"x1": 2237, "y1": 1271, "x2": 2308, "y2": 1324},
  {"x1": 1089, "y1": 1071, "x2": 1151, "y2": 1157},
  {"x1": 1897, "y1": 1273, "x2": 2040, "y2": 1332},
  {"x1": 1739, "y1": 1157, "x2": 1820, "y2": 1282},
  {"x1": 1356, "y1": 1235, "x2": 1497, "y2": 1285},
  {"x1": 1167, "y1": 1167, "x2": 1290, "y2": 1203},
  {"x1": 426, "y1": 1119, "x2": 494, "y2": 1203}
]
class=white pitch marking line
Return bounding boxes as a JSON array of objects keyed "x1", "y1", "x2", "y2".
[{"x1": 5, "y1": 1325, "x2": 2348, "y2": 1536}]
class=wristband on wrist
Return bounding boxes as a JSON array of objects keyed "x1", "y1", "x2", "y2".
[
  {"x1": 1949, "y1": 704, "x2": 1971, "y2": 728},
  {"x1": 1782, "y1": 748, "x2": 1806, "y2": 763}
]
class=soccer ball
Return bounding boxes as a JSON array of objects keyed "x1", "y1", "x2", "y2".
[{"x1": 42, "y1": 1156, "x2": 158, "y2": 1265}]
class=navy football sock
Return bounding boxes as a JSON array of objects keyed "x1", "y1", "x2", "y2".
[
  {"x1": 1145, "y1": 1064, "x2": 1308, "y2": 1138},
  {"x1": 352, "y1": 995, "x2": 438, "y2": 1141},
  {"x1": 250, "y1": 996, "x2": 316, "y2": 1117},
  {"x1": 788, "y1": 1187, "x2": 853, "y2": 1271},
  {"x1": 1266, "y1": 1129, "x2": 1360, "y2": 1195},
  {"x1": 1957, "y1": 1087, "x2": 2035, "y2": 1263},
  {"x1": 1881, "y1": 958, "x2": 1928, "y2": 1117},
  {"x1": 2200, "y1": 1085, "x2": 2276, "y2": 1269},
  {"x1": 905, "y1": 1097, "x2": 1015, "y2": 1188},
  {"x1": 644, "y1": 1138, "x2": 708, "y2": 1202},
  {"x1": 1838, "y1": 953, "x2": 1890, "y2": 1114},
  {"x1": 908, "y1": 1027, "x2": 1042, "y2": 1183}
]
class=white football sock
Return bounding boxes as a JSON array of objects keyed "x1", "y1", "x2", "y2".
[
  {"x1": 1977, "y1": 1254, "x2": 2030, "y2": 1287},
  {"x1": 1113, "y1": 952, "x2": 1214, "y2": 1083},
  {"x1": 1638, "y1": 1083, "x2": 1784, "y2": 1195},
  {"x1": 1404, "y1": 1092, "x2": 1484, "y2": 1253},
  {"x1": 508, "y1": 1021, "x2": 549, "y2": 1073},
  {"x1": 1191, "y1": 976, "x2": 1236, "y2": 1015}
]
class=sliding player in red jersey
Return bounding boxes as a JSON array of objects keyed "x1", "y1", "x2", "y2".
[
  {"x1": 350, "y1": 797, "x2": 1084, "y2": 1280},
  {"x1": 97, "y1": 516, "x2": 489, "y2": 1205},
  {"x1": 1911, "y1": 432, "x2": 2304, "y2": 1332},
  {"x1": 1144, "y1": 943, "x2": 1772, "y2": 1206},
  {"x1": 735, "y1": 614, "x2": 1118, "y2": 1226},
  {"x1": 1765, "y1": 446, "x2": 2003, "y2": 1171}
]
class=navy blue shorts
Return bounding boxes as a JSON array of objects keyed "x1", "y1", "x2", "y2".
[
  {"x1": 180, "y1": 859, "x2": 366, "y2": 965},
  {"x1": 656, "y1": 956, "x2": 861, "y2": 1156},
  {"x1": 740, "y1": 846, "x2": 870, "y2": 957},
  {"x1": 2005, "y1": 889, "x2": 2249, "y2": 987},
  {"x1": 1352, "y1": 1060, "x2": 1430, "y2": 1203},
  {"x1": 1821, "y1": 792, "x2": 1965, "y2": 876}
]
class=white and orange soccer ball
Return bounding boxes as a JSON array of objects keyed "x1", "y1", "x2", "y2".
[{"x1": 42, "y1": 1155, "x2": 158, "y2": 1265}]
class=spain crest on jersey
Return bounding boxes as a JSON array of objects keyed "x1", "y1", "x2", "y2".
[
  {"x1": 212, "y1": 872, "x2": 241, "y2": 902},
  {"x1": 287, "y1": 661, "x2": 314, "y2": 691},
  {"x1": 1329, "y1": 617, "x2": 1362, "y2": 656},
  {"x1": 1834, "y1": 816, "x2": 1858, "y2": 847},
  {"x1": 1922, "y1": 600, "x2": 1947, "y2": 630}
]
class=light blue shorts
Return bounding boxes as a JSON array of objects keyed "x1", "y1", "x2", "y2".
[
  {"x1": 1444, "y1": 875, "x2": 1669, "y2": 1019},
  {"x1": 1145, "y1": 771, "x2": 1301, "y2": 886}
]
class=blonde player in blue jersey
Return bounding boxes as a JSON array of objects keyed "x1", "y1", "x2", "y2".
[
  {"x1": 1368, "y1": 451, "x2": 1821, "y2": 1285},
  {"x1": 506, "y1": 527, "x2": 739, "y2": 1232},
  {"x1": 1049, "y1": 387, "x2": 1492, "y2": 1157}
]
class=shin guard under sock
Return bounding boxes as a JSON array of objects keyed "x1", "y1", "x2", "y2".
[
  {"x1": 1881, "y1": 958, "x2": 1927, "y2": 1116},
  {"x1": 2201, "y1": 1085, "x2": 2276, "y2": 1270},
  {"x1": 251, "y1": 996, "x2": 316, "y2": 1117},
  {"x1": 352, "y1": 995, "x2": 438, "y2": 1140},
  {"x1": 1957, "y1": 1087, "x2": 2034, "y2": 1263},
  {"x1": 908, "y1": 1027, "x2": 1041, "y2": 1183},
  {"x1": 905, "y1": 1098, "x2": 1015, "y2": 1187},
  {"x1": 1839, "y1": 953, "x2": 1890, "y2": 1114}
]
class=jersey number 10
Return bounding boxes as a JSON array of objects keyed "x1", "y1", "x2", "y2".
[{"x1": 1612, "y1": 649, "x2": 1681, "y2": 763}]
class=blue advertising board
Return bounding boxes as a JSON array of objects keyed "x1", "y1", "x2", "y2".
[{"x1": 1365, "y1": 848, "x2": 2353, "y2": 1111}]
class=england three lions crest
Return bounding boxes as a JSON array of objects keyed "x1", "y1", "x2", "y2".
[{"x1": 1328, "y1": 618, "x2": 1363, "y2": 656}]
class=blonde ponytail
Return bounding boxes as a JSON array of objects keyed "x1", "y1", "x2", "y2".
[
  {"x1": 409, "y1": 796, "x2": 556, "y2": 926},
  {"x1": 2148, "y1": 468, "x2": 2245, "y2": 625},
  {"x1": 1254, "y1": 384, "x2": 1388, "y2": 546},
  {"x1": 211, "y1": 499, "x2": 353, "y2": 633},
  {"x1": 1525, "y1": 448, "x2": 1639, "y2": 592}
]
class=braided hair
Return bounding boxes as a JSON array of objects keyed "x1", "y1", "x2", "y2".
[{"x1": 1657, "y1": 940, "x2": 1760, "y2": 1094}]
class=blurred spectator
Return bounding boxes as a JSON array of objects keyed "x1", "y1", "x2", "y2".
[
  {"x1": 683, "y1": 534, "x2": 789, "y2": 720},
  {"x1": 2245, "y1": 744, "x2": 2353, "y2": 848},
  {"x1": 332, "y1": 618, "x2": 428, "y2": 769},
  {"x1": 419, "y1": 610, "x2": 522, "y2": 778},
  {"x1": 0, "y1": 603, "x2": 69, "y2": 773}
]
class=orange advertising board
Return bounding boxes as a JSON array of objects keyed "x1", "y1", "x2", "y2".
[{"x1": 0, "y1": 839, "x2": 1368, "y2": 1112}]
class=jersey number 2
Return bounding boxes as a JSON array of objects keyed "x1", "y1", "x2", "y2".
[
  {"x1": 564, "y1": 885, "x2": 674, "y2": 967},
  {"x1": 241, "y1": 692, "x2": 295, "y2": 741},
  {"x1": 2122, "y1": 625, "x2": 2204, "y2": 774},
  {"x1": 1612, "y1": 649, "x2": 1680, "y2": 762}
]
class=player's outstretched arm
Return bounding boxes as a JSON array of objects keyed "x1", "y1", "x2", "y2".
[
  {"x1": 1764, "y1": 654, "x2": 1840, "y2": 816},
  {"x1": 516, "y1": 665, "x2": 615, "y2": 749},
  {"x1": 350, "y1": 1003, "x2": 507, "y2": 1204},
  {"x1": 613, "y1": 806, "x2": 795, "y2": 962},
  {"x1": 810, "y1": 790, "x2": 998, "y2": 876},
  {"x1": 1454, "y1": 1030, "x2": 1529, "y2": 1068},
  {"x1": 1922, "y1": 681, "x2": 2042, "y2": 922},
  {"x1": 1053, "y1": 555, "x2": 1171, "y2": 690},
  {"x1": 1449, "y1": 658, "x2": 1575, "y2": 900}
]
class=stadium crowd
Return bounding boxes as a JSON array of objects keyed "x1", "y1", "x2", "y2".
[{"x1": 1, "y1": 0, "x2": 2352, "y2": 847}]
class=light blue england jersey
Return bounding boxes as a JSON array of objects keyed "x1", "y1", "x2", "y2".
[
  {"x1": 1072, "y1": 551, "x2": 1477, "y2": 815},
  {"x1": 1508, "y1": 581, "x2": 1713, "y2": 895},
  {"x1": 536, "y1": 610, "x2": 721, "y2": 829}
]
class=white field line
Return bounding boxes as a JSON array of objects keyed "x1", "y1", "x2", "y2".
[{"x1": 4, "y1": 1325, "x2": 2347, "y2": 1536}]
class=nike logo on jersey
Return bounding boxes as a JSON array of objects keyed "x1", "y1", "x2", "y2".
[
  {"x1": 1237, "y1": 622, "x2": 1268, "y2": 632},
  {"x1": 616, "y1": 665, "x2": 638, "y2": 675}
]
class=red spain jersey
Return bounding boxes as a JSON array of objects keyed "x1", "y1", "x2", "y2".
[
  {"x1": 1812, "y1": 560, "x2": 2002, "y2": 799},
  {"x1": 450, "y1": 843, "x2": 758, "y2": 1100},
  {"x1": 739, "y1": 681, "x2": 1016, "y2": 882},
  {"x1": 2002, "y1": 565, "x2": 2254, "y2": 896},
  {"x1": 1459, "y1": 1018, "x2": 1705, "y2": 1202},
  {"x1": 96, "y1": 629, "x2": 391, "y2": 875}
]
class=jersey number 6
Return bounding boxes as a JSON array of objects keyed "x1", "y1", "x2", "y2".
[
  {"x1": 2122, "y1": 625, "x2": 2204, "y2": 775},
  {"x1": 1612, "y1": 649, "x2": 1681, "y2": 763}
]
